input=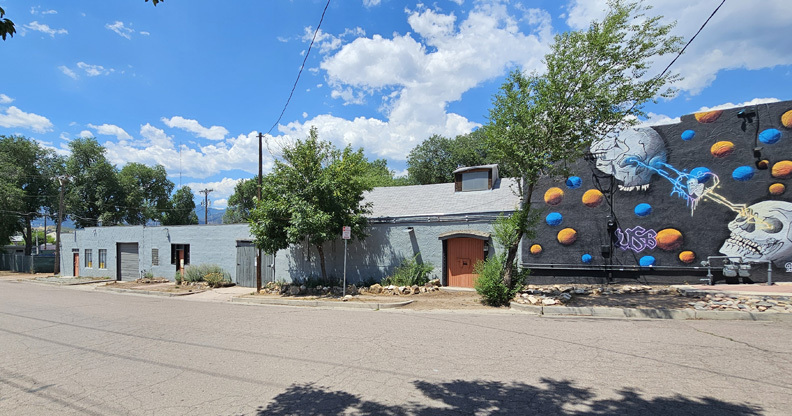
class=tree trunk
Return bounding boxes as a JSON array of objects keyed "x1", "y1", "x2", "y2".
[
  {"x1": 316, "y1": 244, "x2": 328, "y2": 282},
  {"x1": 23, "y1": 218, "x2": 33, "y2": 256},
  {"x1": 501, "y1": 182, "x2": 534, "y2": 289}
]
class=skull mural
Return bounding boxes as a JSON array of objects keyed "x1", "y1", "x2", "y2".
[
  {"x1": 719, "y1": 201, "x2": 792, "y2": 266},
  {"x1": 590, "y1": 127, "x2": 668, "y2": 191}
]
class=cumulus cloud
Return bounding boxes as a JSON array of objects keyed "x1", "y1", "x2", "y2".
[
  {"x1": 106, "y1": 21, "x2": 135, "y2": 39},
  {"x1": 161, "y1": 116, "x2": 229, "y2": 141},
  {"x1": 0, "y1": 94, "x2": 13, "y2": 104},
  {"x1": 58, "y1": 65, "x2": 78, "y2": 79},
  {"x1": 0, "y1": 106, "x2": 53, "y2": 133},
  {"x1": 565, "y1": 0, "x2": 792, "y2": 95},
  {"x1": 24, "y1": 21, "x2": 67, "y2": 37},
  {"x1": 79, "y1": 130, "x2": 93, "y2": 138},
  {"x1": 696, "y1": 98, "x2": 780, "y2": 112},
  {"x1": 77, "y1": 62, "x2": 113, "y2": 77},
  {"x1": 87, "y1": 123, "x2": 133, "y2": 142},
  {"x1": 184, "y1": 178, "x2": 242, "y2": 207}
]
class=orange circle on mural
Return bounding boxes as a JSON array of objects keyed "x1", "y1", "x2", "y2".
[
  {"x1": 679, "y1": 251, "x2": 696, "y2": 264},
  {"x1": 581, "y1": 189, "x2": 604, "y2": 207},
  {"x1": 771, "y1": 160, "x2": 792, "y2": 179},
  {"x1": 530, "y1": 244, "x2": 543, "y2": 255},
  {"x1": 544, "y1": 187, "x2": 564, "y2": 206},
  {"x1": 782, "y1": 110, "x2": 792, "y2": 128},
  {"x1": 557, "y1": 228, "x2": 577, "y2": 245},
  {"x1": 656, "y1": 228, "x2": 683, "y2": 251},
  {"x1": 770, "y1": 183, "x2": 786, "y2": 195},
  {"x1": 695, "y1": 110, "x2": 723, "y2": 123},
  {"x1": 710, "y1": 141, "x2": 735, "y2": 158}
]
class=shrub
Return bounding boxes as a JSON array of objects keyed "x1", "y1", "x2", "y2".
[
  {"x1": 174, "y1": 271, "x2": 182, "y2": 285},
  {"x1": 474, "y1": 254, "x2": 525, "y2": 306},
  {"x1": 203, "y1": 272, "x2": 231, "y2": 288},
  {"x1": 382, "y1": 254, "x2": 433, "y2": 287},
  {"x1": 182, "y1": 264, "x2": 231, "y2": 287}
]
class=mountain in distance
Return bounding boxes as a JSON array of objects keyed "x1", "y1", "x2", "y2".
[{"x1": 29, "y1": 207, "x2": 227, "y2": 228}]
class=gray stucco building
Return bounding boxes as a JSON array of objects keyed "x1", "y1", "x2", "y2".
[{"x1": 59, "y1": 165, "x2": 521, "y2": 287}]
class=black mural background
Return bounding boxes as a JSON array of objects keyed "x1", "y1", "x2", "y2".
[{"x1": 522, "y1": 99, "x2": 792, "y2": 280}]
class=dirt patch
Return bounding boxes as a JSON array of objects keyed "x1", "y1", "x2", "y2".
[
  {"x1": 0, "y1": 271, "x2": 52, "y2": 280},
  {"x1": 253, "y1": 290, "x2": 496, "y2": 310},
  {"x1": 102, "y1": 281, "x2": 207, "y2": 294}
]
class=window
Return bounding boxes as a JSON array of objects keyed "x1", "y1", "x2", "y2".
[
  {"x1": 84, "y1": 249, "x2": 93, "y2": 268},
  {"x1": 170, "y1": 244, "x2": 190, "y2": 266},
  {"x1": 461, "y1": 171, "x2": 489, "y2": 191},
  {"x1": 98, "y1": 249, "x2": 107, "y2": 269},
  {"x1": 152, "y1": 248, "x2": 159, "y2": 266}
]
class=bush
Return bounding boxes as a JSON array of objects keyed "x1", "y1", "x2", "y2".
[
  {"x1": 182, "y1": 264, "x2": 231, "y2": 287},
  {"x1": 382, "y1": 254, "x2": 433, "y2": 287},
  {"x1": 174, "y1": 271, "x2": 182, "y2": 285},
  {"x1": 474, "y1": 254, "x2": 525, "y2": 306}
]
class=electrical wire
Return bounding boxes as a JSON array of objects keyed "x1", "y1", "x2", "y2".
[{"x1": 265, "y1": 0, "x2": 331, "y2": 135}]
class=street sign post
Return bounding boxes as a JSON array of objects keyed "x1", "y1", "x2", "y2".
[{"x1": 342, "y1": 226, "x2": 351, "y2": 296}]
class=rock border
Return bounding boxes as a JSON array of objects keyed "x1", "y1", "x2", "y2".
[{"x1": 509, "y1": 302, "x2": 792, "y2": 321}]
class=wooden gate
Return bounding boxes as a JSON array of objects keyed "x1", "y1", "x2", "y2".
[
  {"x1": 446, "y1": 238, "x2": 485, "y2": 288},
  {"x1": 235, "y1": 241, "x2": 256, "y2": 288}
]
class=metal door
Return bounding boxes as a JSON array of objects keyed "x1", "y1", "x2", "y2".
[
  {"x1": 117, "y1": 243, "x2": 139, "y2": 281},
  {"x1": 447, "y1": 238, "x2": 485, "y2": 288},
  {"x1": 235, "y1": 241, "x2": 256, "y2": 287}
]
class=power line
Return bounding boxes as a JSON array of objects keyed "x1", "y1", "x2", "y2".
[
  {"x1": 265, "y1": 0, "x2": 332, "y2": 135},
  {"x1": 657, "y1": 0, "x2": 726, "y2": 79}
]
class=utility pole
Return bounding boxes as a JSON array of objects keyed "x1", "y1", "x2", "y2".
[
  {"x1": 199, "y1": 188, "x2": 213, "y2": 224},
  {"x1": 54, "y1": 175, "x2": 69, "y2": 275},
  {"x1": 256, "y1": 132, "x2": 264, "y2": 293}
]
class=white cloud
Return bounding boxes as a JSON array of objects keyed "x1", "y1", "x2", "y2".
[
  {"x1": 363, "y1": 0, "x2": 381, "y2": 7},
  {"x1": 30, "y1": 7, "x2": 57, "y2": 15},
  {"x1": 58, "y1": 66, "x2": 78, "y2": 79},
  {"x1": 42, "y1": 9, "x2": 57, "y2": 15},
  {"x1": 24, "y1": 21, "x2": 67, "y2": 37},
  {"x1": 79, "y1": 130, "x2": 93, "y2": 138},
  {"x1": 0, "y1": 106, "x2": 53, "y2": 133},
  {"x1": 161, "y1": 116, "x2": 229, "y2": 141},
  {"x1": 566, "y1": 0, "x2": 792, "y2": 95},
  {"x1": 0, "y1": 94, "x2": 13, "y2": 104},
  {"x1": 106, "y1": 21, "x2": 135, "y2": 39},
  {"x1": 697, "y1": 98, "x2": 780, "y2": 112},
  {"x1": 87, "y1": 123, "x2": 133, "y2": 142},
  {"x1": 184, "y1": 178, "x2": 241, "y2": 206},
  {"x1": 140, "y1": 31, "x2": 150, "y2": 36},
  {"x1": 302, "y1": 27, "x2": 366, "y2": 54},
  {"x1": 77, "y1": 62, "x2": 113, "y2": 77}
]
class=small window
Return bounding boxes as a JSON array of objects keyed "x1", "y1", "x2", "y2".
[
  {"x1": 98, "y1": 249, "x2": 107, "y2": 269},
  {"x1": 170, "y1": 244, "x2": 190, "y2": 266},
  {"x1": 152, "y1": 248, "x2": 159, "y2": 266},
  {"x1": 461, "y1": 171, "x2": 489, "y2": 191},
  {"x1": 84, "y1": 249, "x2": 93, "y2": 268}
]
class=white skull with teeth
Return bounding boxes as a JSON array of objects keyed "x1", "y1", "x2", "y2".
[
  {"x1": 719, "y1": 201, "x2": 792, "y2": 266},
  {"x1": 590, "y1": 127, "x2": 668, "y2": 191}
]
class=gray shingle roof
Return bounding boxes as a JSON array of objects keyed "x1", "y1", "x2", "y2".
[{"x1": 364, "y1": 178, "x2": 521, "y2": 218}]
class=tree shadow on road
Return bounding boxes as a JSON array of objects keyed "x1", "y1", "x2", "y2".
[{"x1": 254, "y1": 378, "x2": 763, "y2": 415}]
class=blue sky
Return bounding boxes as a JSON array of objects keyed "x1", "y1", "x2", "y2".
[{"x1": 1, "y1": 0, "x2": 790, "y2": 209}]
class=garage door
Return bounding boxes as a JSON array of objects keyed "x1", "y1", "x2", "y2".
[{"x1": 117, "y1": 243, "x2": 139, "y2": 281}]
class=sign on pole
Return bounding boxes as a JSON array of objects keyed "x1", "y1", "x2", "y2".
[
  {"x1": 342, "y1": 226, "x2": 351, "y2": 240},
  {"x1": 342, "y1": 226, "x2": 350, "y2": 296}
]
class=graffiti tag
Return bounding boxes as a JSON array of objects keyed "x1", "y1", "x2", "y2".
[
  {"x1": 615, "y1": 226, "x2": 657, "y2": 252},
  {"x1": 785, "y1": 262, "x2": 792, "y2": 273}
]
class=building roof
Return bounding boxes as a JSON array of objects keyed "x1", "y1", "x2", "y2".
[{"x1": 364, "y1": 177, "x2": 521, "y2": 218}]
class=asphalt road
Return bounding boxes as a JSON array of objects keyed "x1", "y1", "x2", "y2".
[{"x1": 1, "y1": 280, "x2": 791, "y2": 415}]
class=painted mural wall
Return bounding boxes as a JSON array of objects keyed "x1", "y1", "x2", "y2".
[{"x1": 523, "y1": 99, "x2": 792, "y2": 280}]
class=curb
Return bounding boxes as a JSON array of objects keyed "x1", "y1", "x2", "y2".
[
  {"x1": 96, "y1": 286, "x2": 206, "y2": 297},
  {"x1": 509, "y1": 302, "x2": 792, "y2": 321},
  {"x1": 28, "y1": 279, "x2": 112, "y2": 286},
  {"x1": 231, "y1": 296, "x2": 413, "y2": 310}
]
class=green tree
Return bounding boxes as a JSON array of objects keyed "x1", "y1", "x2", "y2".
[
  {"x1": 249, "y1": 127, "x2": 372, "y2": 280},
  {"x1": 361, "y1": 158, "x2": 411, "y2": 188},
  {"x1": 406, "y1": 130, "x2": 506, "y2": 185},
  {"x1": 65, "y1": 138, "x2": 123, "y2": 228},
  {"x1": 162, "y1": 186, "x2": 198, "y2": 225},
  {"x1": 118, "y1": 162, "x2": 174, "y2": 225},
  {"x1": 223, "y1": 177, "x2": 260, "y2": 224},
  {"x1": 486, "y1": 0, "x2": 681, "y2": 288},
  {"x1": 0, "y1": 135, "x2": 62, "y2": 255}
]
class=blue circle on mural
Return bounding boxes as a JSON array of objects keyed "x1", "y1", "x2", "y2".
[
  {"x1": 581, "y1": 254, "x2": 593, "y2": 264},
  {"x1": 759, "y1": 128, "x2": 782, "y2": 144},
  {"x1": 565, "y1": 176, "x2": 582, "y2": 189},
  {"x1": 681, "y1": 130, "x2": 696, "y2": 141},
  {"x1": 690, "y1": 167, "x2": 712, "y2": 184},
  {"x1": 634, "y1": 203, "x2": 652, "y2": 217},
  {"x1": 545, "y1": 212, "x2": 563, "y2": 226},
  {"x1": 732, "y1": 166, "x2": 755, "y2": 181},
  {"x1": 639, "y1": 256, "x2": 656, "y2": 267}
]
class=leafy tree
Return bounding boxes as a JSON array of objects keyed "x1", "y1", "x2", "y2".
[
  {"x1": 162, "y1": 186, "x2": 199, "y2": 225},
  {"x1": 361, "y1": 158, "x2": 411, "y2": 188},
  {"x1": 0, "y1": 135, "x2": 62, "y2": 255},
  {"x1": 485, "y1": 0, "x2": 682, "y2": 288},
  {"x1": 406, "y1": 130, "x2": 507, "y2": 185},
  {"x1": 118, "y1": 162, "x2": 174, "y2": 225},
  {"x1": 65, "y1": 138, "x2": 123, "y2": 228},
  {"x1": 223, "y1": 177, "x2": 260, "y2": 224},
  {"x1": 249, "y1": 127, "x2": 372, "y2": 280}
]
